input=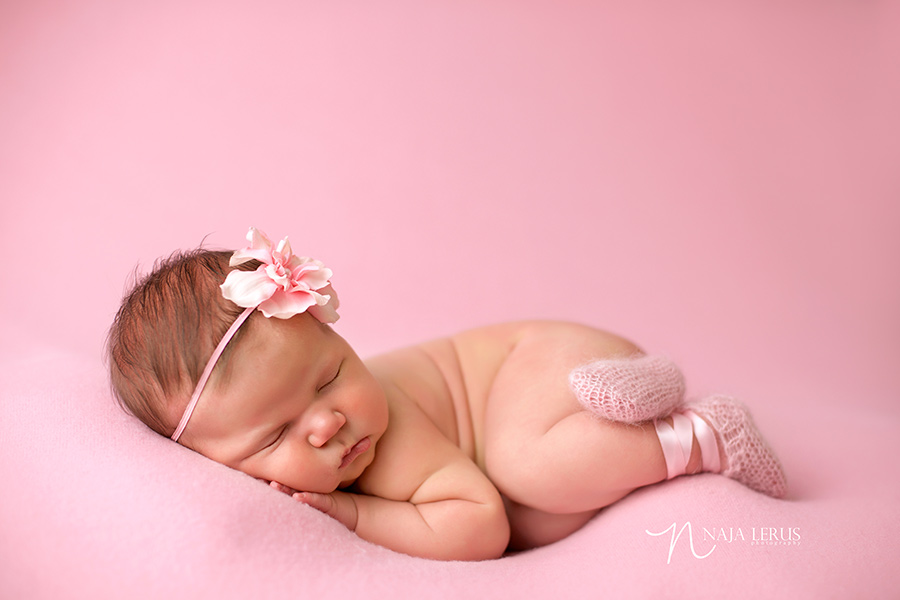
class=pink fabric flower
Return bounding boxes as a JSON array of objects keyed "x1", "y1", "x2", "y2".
[{"x1": 221, "y1": 227, "x2": 339, "y2": 322}]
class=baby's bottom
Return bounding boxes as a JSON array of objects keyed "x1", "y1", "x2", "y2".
[{"x1": 482, "y1": 324, "x2": 703, "y2": 550}]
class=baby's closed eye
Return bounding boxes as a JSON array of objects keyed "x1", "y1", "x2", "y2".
[
  {"x1": 317, "y1": 362, "x2": 343, "y2": 392},
  {"x1": 253, "y1": 425, "x2": 288, "y2": 456}
]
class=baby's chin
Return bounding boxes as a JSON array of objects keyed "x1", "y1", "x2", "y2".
[
  {"x1": 338, "y1": 463, "x2": 367, "y2": 489},
  {"x1": 338, "y1": 466, "x2": 368, "y2": 489}
]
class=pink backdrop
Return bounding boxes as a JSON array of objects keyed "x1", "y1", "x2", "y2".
[{"x1": 2, "y1": 1, "x2": 899, "y2": 598}]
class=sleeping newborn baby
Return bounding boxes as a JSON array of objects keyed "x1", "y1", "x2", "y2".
[{"x1": 107, "y1": 227, "x2": 787, "y2": 560}]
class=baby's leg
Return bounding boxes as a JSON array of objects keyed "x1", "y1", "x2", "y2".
[
  {"x1": 488, "y1": 407, "x2": 693, "y2": 515},
  {"x1": 483, "y1": 324, "x2": 704, "y2": 519},
  {"x1": 483, "y1": 324, "x2": 786, "y2": 543}
]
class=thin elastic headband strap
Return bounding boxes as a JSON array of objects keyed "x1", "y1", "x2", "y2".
[{"x1": 171, "y1": 306, "x2": 256, "y2": 442}]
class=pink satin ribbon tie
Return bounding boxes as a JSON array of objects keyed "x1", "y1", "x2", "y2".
[
  {"x1": 685, "y1": 409, "x2": 721, "y2": 474},
  {"x1": 654, "y1": 411, "x2": 721, "y2": 479}
]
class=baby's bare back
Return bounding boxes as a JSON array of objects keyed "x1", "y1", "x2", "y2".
[{"x1": 364, "y1": 320, "x2": 642, "y2": 470}]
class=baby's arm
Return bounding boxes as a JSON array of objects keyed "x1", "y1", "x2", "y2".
[
  {"x1": 301, "y1": 456, "x2": 507, "y2": 560},
  {"x1": 278, "y1": 398, "x2": 510, "y2": 560}
]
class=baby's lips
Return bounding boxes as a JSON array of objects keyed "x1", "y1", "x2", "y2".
[{"x1": 340, "y1": 437, "x2": 371, "y2": 469}]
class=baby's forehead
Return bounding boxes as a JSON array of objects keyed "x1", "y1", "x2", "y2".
[
  {"x1": 249, "y1": 311, "x2": 331, "y2": 346},
  {"x1": 217, "y1": 316, "x2": 336, "y2": 393}
]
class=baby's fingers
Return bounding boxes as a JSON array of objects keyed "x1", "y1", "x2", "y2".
[
  {"x1": 291, "y1": 491, "x2": 358, "y2": 530},
  {"x1": 292, "y1": 492, "x2": 336, "y2": 516},
  {"x1": 269, "y1": 480, "x2": 297, "y2": 496}
]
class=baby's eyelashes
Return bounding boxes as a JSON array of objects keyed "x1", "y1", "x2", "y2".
[
  {"x1": 317, "y1": 361, "x2": 343, "y2": 393},
  {"x1": 254, "y1": 426, "x2": 287, "y2": 456}
]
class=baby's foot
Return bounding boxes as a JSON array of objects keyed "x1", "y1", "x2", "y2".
[
  {"x1": 569, "y1": 355, "x2": 686, "y2": 424},
  {"x1": 685, "y1": 395, "x2": 788, "y2": 498}
]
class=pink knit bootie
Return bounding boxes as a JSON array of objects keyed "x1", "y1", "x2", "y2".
[
  {"x1": 655, "y1": 395, "x2": 788, "y2": 498},
  {"x1": 568, "y1": 355, "x2": 686, "y2": 424}
]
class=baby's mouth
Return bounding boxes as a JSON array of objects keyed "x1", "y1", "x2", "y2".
[{"x1": 340, "y1": 437, "x2": 371, "y2": 469}]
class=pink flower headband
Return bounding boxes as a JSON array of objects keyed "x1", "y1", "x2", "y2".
[{"x1": 170, "y1": 227, "x2": 339, "y2": 442}]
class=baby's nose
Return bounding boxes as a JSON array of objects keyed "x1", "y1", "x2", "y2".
[{"x1": 307, "y1": 409, "x2": 347, "y2": 448}]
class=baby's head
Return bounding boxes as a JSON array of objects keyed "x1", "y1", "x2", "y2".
[
  {"x1": 107, "y1": 248, "x2": 256, "y2": 437},
  {"x1": 107, "y1": 228, "x2": 387, "y2": 492}
]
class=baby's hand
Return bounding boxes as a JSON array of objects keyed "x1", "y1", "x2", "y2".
[
  {"x1": 291, "y1": 490, "x2": 359, "y2": 531},
  {"x1": 267, "y1": 480, "x2": 359, "y2": 531},
  {"x1": 267, "y1": 480, "x2": 296, "y2": 496}
]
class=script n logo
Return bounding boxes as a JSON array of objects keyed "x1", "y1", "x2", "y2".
[{"x1": 646, "y1": 522, "x2": 716, "y2": 564}]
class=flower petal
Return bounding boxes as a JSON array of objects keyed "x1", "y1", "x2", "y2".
[
  {"x1": 308, "y1": 303, "x2": 340, "y2": 324},
  {"x1": 258, "y1": 289, "x2": 317, "y2": 319},
  {"x1": 230, "y1": 227, "x2": 274, "y2": 266},
  {"x1": 308, "y1": 284, "x2": 340, "y2": 323},
  {"x1": 291, "y1": 259, "x2": 332, "y2": 291},
  {"x1": 273, "y1": 236, "x2": 293, "y2": 265},
  {"x1": 247, "y1": 227, "x2": 272, "y2": 250},
  {"x1": 264, "y1": 263, "x2": 292, "y2": 290},
  {"x1": 221, "y1": 269, "x2": 278, "y2": 308},
  {"x1": 230, "y1": 247, "x2": 274, "y2": 266}
]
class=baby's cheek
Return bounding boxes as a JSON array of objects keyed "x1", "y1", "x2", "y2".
[{"x1": 278, "y1": 463, "x2": 341, "y2": 495}]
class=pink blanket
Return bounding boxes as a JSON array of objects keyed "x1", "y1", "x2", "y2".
[
  {"x1": 2, "y1": 1, "x2": 898, "y2": 597},
  {"x1": 3, "y1": 352, "x2": 897, "y2": 597}
]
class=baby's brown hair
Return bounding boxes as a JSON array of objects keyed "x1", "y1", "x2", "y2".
[{"x1": 106, "y1": 249, "x2": 259, "y2": 437}]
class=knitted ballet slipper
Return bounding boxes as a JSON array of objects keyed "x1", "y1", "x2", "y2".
[
  {"x1": 654, "y1": 396, "x2": 787, "y2": 498},
  {"x1": 568, "y1": 355, "x2": 686, "y2": 424},
  {"x1": 684, "y1": 395, "x2": 787, "y2": 498}
]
